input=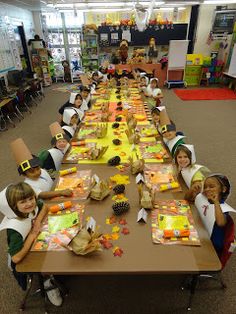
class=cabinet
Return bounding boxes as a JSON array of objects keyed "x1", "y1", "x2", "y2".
[
  {"x1": 31, "y1": 48, "x2": 52, "y2": 86},
  {"x1": 184, "y1": 65, "x2": 202, "y2": 86},
  {"x1": 200, "y1": 65, "x2": 224, "y2": 84},
  {"x1": 81, "y1": 33, "x2": 99, "y2": 71}
]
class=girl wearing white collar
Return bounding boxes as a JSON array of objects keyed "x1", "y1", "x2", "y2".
[
  {"x1": 194, "y1": 174, "x2": 236, "y2": 260},
  {"x1": 151, "y1": 106, "x2": 166, "y2": 134},
  {"x1": 144, "y1": 78, "x2": 163, "y2": 106},
  {"x1": 0, "y1": 183, "x2": 43, "y2": 289},
  {"x1": 62, "y1": 109, "x2": 79, "y2": 139},
  {"x1": 174, "y1": 144, "x2": 208, "y2": 202},
  {"x1": 139, "y1": 76, "x2": 149, "y2": 92},
  {"x1": 58, "y1": 93, "x2": 84, "y2": 122},
  {"x1": 80, "y1": 86, "x2": 91, "y2": 110},
  {"x1": 0, "y1": 182, "x2": 63, "y2": 305}
]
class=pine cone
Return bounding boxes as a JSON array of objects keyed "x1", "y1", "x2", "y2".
[
  {"x1": 112, "y1": 201, "x2": 130, "y2": 215},
  {"x1": 112, "y1": 139, "x2": 122, "y2": 145},
  {"x1": 113, "y1": 184, "x2": 125, "y2": 194},
  {"x1": 116, "y1": 107, "x2": 123, "y2": 111},
  {"x1": 108, "y1": 156, "x2": 121, "y2": 166},
  {"x1": 115, "y1": 116, "x2": 122, "y2": 122},
  {"x1": 112, "y1": 122, "x2": 120, "y2": 129}
]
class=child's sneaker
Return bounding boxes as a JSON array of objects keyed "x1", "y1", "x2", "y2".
[{"x1": 43, "y1": 278, "x2": 63, "y2": 306}]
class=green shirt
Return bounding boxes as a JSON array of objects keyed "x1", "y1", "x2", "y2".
[
  {"x1": 7, "y1": 229, "x2": 24, "y2": 257},
  {"x1": 7, "y1": 200, "x2": 43, "y2": 257}
]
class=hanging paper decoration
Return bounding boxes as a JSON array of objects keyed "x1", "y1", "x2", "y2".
[{"x1": 134, "y1": 0, "x2": 155, "y2": 32}]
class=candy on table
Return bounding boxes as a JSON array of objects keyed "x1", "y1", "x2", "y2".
[
  {"x1": 59, "y1": 167, "x2": 77, "y2": 176},
  {"x1": 49, "y1": 201, "x2": 73, "y2": 213}
]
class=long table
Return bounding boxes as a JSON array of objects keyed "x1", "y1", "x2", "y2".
[
  {"x1": 17, "y1": 83, "x2": 221, "y2": 276},
  {"x1": 17, "y1": 163, "x2": 221, "y2": 274}
]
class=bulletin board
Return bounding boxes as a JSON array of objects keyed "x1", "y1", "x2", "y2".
[
  {"x1": 98, "y1": 24, "x2": 188, "y2": 47},
  {"x1": 168, "y1": 40, "x2": 189, "y2": 69},
  {"x1": 0, "y1": 15, "x2": 22, "y2": 75}
]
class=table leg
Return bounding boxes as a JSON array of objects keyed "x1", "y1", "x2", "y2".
[
  {"x1": 0, "y1": 109, "x2": 7, "y2": 131},
  {"x1": 187, "y1": 275, "x2": 198, "y2": 311},
  {"x1": 20, "y1": 274, "x2": 34, "y2": 311}
]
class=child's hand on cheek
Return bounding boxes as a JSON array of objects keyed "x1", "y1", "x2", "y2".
[
  {"x1": 192, "y1": 182, "x2": 202, "y2": 194},
  {"x1": 207, "y1": 192, "x2": 220, "y2": 204}
]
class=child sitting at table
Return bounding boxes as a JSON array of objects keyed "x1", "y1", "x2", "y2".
[
  {"x1": 10, "y1": 138, "x2": 72, "y2": 199},
  {"x1": 80, "y1": 86, "x2": 91, "y2": 110},
  {"x1": 62, "y1": 109, "x2": 79, "y2": 139},
  {"x1": 139, "y1": 76, "x2": 149, "y2": 92},
  {"x1": 90, "y1": 71, "x2": 100, "y2": 91},
  {"x1": 42, "y1": 122, "x2": 71, "y2": 173},
  {"x1": 174, "y1": 144, "x2": 209, "y2": 202},
  {"x1": 160, "y1": 109, "x2": 185, "y2": 156},
  {"x1": 0, "y1": 182, "x2": 63, "y2": 306},
  {"x1": 151, "y1": 106, "x2": 166, "y2": 133},
  {"x1": 58, "y1": 93, "x2": 84, "y2": 122},
  {"x1": 194, "y1": 174, "x2": 236, "y2": 262},
  {"x1": 98, "y1": 66, "x2": 108, "y2": 82},
  {"x1": 144, "y1": 78, "x2": 163, "y2": 107}
]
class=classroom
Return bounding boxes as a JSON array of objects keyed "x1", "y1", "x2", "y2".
[{"x1": 0, "y1": 0, "x2": 236, "y2": 313}]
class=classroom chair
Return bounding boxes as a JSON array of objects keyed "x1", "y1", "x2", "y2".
[
  {"x1": 20, "y1": 274, "x2": 67, "y2": 312},
  {"x1": 0, "y1": 100, "x2": 22, "y2": 129},
  {"x1": 28, "y1": 80, "x2": 44, "y2": 103},
  {"x1": 15, "y1": 90, "x2": 32, "y2": 114},
  {"x1": 0, "y1": 108, "x2": 8, "y2": 131},
  {"x1": 182, "y1": 215, "x2": 235, "y2": 311}
]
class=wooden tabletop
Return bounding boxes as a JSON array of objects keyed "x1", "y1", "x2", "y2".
[{"x1": 17, "y1": 163, "x2": 221, "y2": 274}]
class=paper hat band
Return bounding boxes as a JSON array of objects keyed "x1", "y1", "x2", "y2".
[
  {"x1": 161, "y1": 124, "x2": 176, "y2": 134},
  {"x1": 56, "y1": 133, "x2": 64, "y2": 140},
  {"x1": 18, "y1": 156, "x2": 40, "y2": 175},
  {"x1": 51, "y1": 133, "x2": 69, "y2": 146}
]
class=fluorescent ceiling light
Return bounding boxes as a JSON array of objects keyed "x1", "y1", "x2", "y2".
[
  {"x1": 47, "y1": 3, "x2": 74, "y2": 8},
  {"x1": 204, "y1": 0, "x2": 236, "y2": 3},
  {"x1": 59, "y1": 8, "x2": 129, "y2": 13},
  {"x1": 83, "y1": 8, "x2": 129, "y2": 12},
  {"x1": 153, "y1": 7, "x2": 186, "y2": 10},
  {"x1": 139, "y1": 1, "x2": 165, "y2": 4},
  {"x1": 87, "y1": 2, "x2": 130, "y2": 7},
  {"x1": 164, "y1": 2, "x2": 199, "y2": 5},
  {"x1": 157, "y1": 8, "x2": 174, "y2": 11}
]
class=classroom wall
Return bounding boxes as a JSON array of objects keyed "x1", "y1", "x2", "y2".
[
  {"x1": 32, "y1": 11, "x2": 44, "y2": 39},
  {"x1": 194, "y1": 4, "x2": 236, "y2": 56},
  {"x1": 0, "y1": 1, "x2": 35, "y2": 40}
]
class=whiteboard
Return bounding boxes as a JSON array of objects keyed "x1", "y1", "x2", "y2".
[
  {"x1": 228, "y1": 44, "x2": 236, "y2": 76},
  {"x1": 168, "y1": 40, "x2": 189, "y2": 69}
]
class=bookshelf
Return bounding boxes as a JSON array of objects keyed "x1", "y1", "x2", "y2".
[{"x1": 81, "y1": 32, "x2": 99, "y2": 71}]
